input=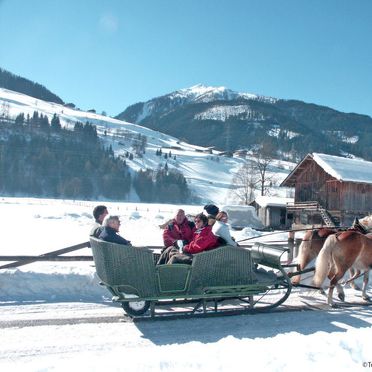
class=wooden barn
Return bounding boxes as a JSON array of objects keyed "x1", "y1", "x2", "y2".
[
  {"x1": 280, "y1": 153, "x2": 372, "y2": 228},
  {"x1": 250, "y1": 196, "x2": 294, "y2": 230}
]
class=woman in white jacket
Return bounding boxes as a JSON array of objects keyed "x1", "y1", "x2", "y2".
[{"x1": 212, "y1": 211, "x2": 238, "y2": 246}]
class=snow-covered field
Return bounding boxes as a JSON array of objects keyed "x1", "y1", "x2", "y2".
[
  {"x1": 0, "y1": 87, "x2": 295, "y2": 205},
  {"x1": 0, "y1": 197, "x2": 371, "y2": 371}
]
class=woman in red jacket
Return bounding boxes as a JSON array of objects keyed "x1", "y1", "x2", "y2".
[{"x1": 157, "y1": 213, "x2": 219, "y2": 265}]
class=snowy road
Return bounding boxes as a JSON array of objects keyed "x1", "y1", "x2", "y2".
[{"x1": 1, "y1": 296, "x2": 372, "y2": 371}]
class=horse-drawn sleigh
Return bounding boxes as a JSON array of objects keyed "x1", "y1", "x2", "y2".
[
  {"x1": 89, "y1": 215, "x2": 372, "y2": 319},
  {"x1": 89, "y1": 237, "x2": 293, "y2": 318}
]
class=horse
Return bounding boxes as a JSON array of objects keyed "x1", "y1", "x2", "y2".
[
  {"x1": 312, "y1": 230, "x2": 372, "y2": 306},
  {"x1": 291, "y1": 228, "x2": 336, "y2": 285},
  {"x1": 292, "y1": 217, "x2": 371, "y2": 286}
]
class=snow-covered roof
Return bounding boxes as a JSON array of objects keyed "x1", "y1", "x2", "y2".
[
  {"x1": 253, "y1": 196, "x2": 294, "y2": 208},
  {"x1": 281, "y1": 153, "x2": 372, "y2": 186},
  {"x1": 312, "y1": 153, "x2": 372, "y2": 183}
]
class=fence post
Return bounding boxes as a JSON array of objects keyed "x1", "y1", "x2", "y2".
[
  {"x1": 287, "y1": 231, "x2": 295, "y2": 262},
  {"x1": 294, "y1": 238, "x2": 302, "y2": 259}
]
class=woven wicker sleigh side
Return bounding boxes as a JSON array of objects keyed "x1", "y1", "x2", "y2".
[{"x1": 90, "y1": 238, "x2": 292, "y2": 317}]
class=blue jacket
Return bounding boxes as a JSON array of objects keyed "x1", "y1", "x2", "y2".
[{"x1": 99, "y1": 226, "x2": 131, "y2": 245}]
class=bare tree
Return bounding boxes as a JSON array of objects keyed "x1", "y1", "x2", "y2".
[
  {"x1": 230, "y1": 142, "x2": 277, "y2": 204},
  {"x1": 251, "y1": 149, "x2": 276, "y2": 196},
  {"x1": 230, "y1": 161, "x2": 261, "y2": 204}
]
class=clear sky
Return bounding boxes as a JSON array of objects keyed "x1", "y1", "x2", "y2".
[{"x1": 1, "y1": 0, "x2": 371, "y2": 118}]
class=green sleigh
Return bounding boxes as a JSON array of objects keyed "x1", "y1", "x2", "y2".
[{"x1": 89, "y1": 237, "x2": 292, "y2": 318}]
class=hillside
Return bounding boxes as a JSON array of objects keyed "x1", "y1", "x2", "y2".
[
  {"x1": 116, "y1": 84, "x2": 372, "y2": 161},
  {"x1": 0, "y1": 87, "x2": 294, "y2": 204},
  {"x1": 0, "y1": 68, "x2": 64, "y2": 104}
]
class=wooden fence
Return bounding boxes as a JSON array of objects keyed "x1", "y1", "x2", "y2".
[{"x1": 0, "y1": 238, "x2": 301, "y2": 270}]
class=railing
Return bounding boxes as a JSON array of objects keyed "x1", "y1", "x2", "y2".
[
  {"x1": 0, "y1": 241, "x2": 91, "y2": 270},
  {"x1": 0, "y1": 242, "x2": 163, "y2": 270},
  {"x1": 286, "y1": 201, "x2": 339, "y2": 227}
]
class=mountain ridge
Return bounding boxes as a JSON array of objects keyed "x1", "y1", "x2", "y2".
[{"x1": 116, "y1": 85, "x2": 372, "y2": 161}]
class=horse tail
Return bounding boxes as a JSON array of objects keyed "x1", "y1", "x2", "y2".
[{"x1": 313, "y1": 235, "x2": 337, "y2": 288}]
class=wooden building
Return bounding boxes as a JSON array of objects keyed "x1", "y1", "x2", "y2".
[
  {"x1": 250, "y1": 196, "x2": 294, "y2": 230},
  {"x1": 280, "y1": 153, "x2": 372, "y2": 228}
]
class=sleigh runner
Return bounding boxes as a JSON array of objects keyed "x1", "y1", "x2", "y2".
[{"x1": 89, "y1": 237, "x2": 292, "y2": 318}]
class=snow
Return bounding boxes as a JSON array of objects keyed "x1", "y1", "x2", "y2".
[
  {"x1": 0, "y1": 87, "x2": 293, "y2": 205},
  {"x1": 174, "y1": 84, "x2": 277, "y2": 104},
  {"x1": 0, "y1": 197, "x2": 371, "y2": 371},
  {"x1": 313, "y1": 153, "x2": 372, "y2": 184},
  {"x1": 194, "y1": 104, "x2": 259, "y2": 122},
  {"x1": 254, "y1": 195, "x2": 294, "y2": 208},
  {"x1": 1, "y1": 88, "x2": 371, "y2": 371}
]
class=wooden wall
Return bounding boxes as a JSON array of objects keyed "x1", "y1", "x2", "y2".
[{"x1": 294, "y1": 159, "x2": 372, "y2": 215}]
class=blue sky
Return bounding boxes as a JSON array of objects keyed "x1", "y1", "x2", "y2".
[{"x1": 1, "y1": 0, "x2": 371, "y2": 118}]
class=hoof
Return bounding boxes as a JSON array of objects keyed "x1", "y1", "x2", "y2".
[
  {"x1": 338, "y1": 293, "x2": 345, "y2": 302},
  {"x1": 362, "y1": 295, "x2": 371, "y2": 302}
]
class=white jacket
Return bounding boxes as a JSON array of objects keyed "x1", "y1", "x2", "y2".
[{"x1": 212, "y1": 221, "x2": 237, "y2": 246}]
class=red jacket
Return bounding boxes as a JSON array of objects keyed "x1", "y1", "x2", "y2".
[
  {"x1": 163, "y1": 218, "x2": 196, "y2": 248},
  {"x1": 183, "y1": 225, "x2": 219, "y2": 254}
]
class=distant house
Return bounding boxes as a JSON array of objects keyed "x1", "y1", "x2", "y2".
[
  {"x1": 280, "y1": 153, "x2": 372, "y2": 228},
  {"x1": 250, "y1": 196, "x2": 294, "y2": 230},
  {"x1": 233, "y1": 149, "x2": 247, "y2": 158},
  {"x1": 220, "y1": 205, "x2": 264, "y2": 230}
]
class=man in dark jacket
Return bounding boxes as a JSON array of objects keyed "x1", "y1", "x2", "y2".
[
  {"x1": 163, "y1": 209, "x2": 195, "y2": 248},
  {"x1": 98, "y1": 215, "x2": 131, "y2": 245}
]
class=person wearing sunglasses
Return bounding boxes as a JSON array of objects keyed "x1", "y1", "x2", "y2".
[
  {"x1": 162, "y1": 209, "x2": 195, "y2": 249},
  {"x1": 157, "y1": 213, "x2": 219, "y2": 265}
]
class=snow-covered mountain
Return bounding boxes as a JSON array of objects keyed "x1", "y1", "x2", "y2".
[
  {"x1": 117, "y1": 83, "x2": 276, "y2": 123},
  {"x1": 0, "y1": 87, "x2": 294, "y2": 204},
  {"x1": 117, "y1": 84, "x2": 372, "y2": 161}
]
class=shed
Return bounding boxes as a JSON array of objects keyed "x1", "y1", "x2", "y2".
[
  {"x1": 280, "y1": 153, "x2": 372, "y2": 227},
  {"x1": 250, "y1": 196, "x2": 294, "y2": 230}
]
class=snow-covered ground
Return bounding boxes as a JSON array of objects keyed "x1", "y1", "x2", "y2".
[
  {"x1": 0, "y1": 197, "x2": 371, "y2": 371},
  {"x1": 0, "y1": 87, "x2": 294, "y2": 205}
]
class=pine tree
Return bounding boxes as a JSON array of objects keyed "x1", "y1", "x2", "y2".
[{"x1": 51, "y1": 113, "x2": 61, "y2": 131}]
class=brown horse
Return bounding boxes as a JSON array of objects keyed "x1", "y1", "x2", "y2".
[
  {"x1": 291, "y1": 228, "x2": 336, "y2": 285},
  {"x1": 313, "y1": 231, "x2": 372, "y2": 306}
]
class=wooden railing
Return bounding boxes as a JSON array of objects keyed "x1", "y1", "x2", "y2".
[
  {"x1": 0, "y1": 242, "x2": 164, "y2": 270},
  {"x1": 0, "y1": 241, "x2": 91, "y2": 270}
]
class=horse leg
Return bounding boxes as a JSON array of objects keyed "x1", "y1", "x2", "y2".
[
  {"x1": 362, "y1": 271, "x2": 370, "y2": 301},
  {"x1": 348, "y1": 268, "x2": 361, "y2": 291},
  {"x1": 291, "y1": 245, "x2": 311, "y2": 285},
  {"x1": 328, "y1": 270, "x2": 347, "y2": 307},
  {"x1": 336, "y1": 283, "x2": 345, "y2": 302}
]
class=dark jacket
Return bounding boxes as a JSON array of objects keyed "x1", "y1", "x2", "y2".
[
  {"x1": 163, "y1": 218, "x2": 195, "y2": 248},
  {"x1": 99, "y1": 226, "x2": 131, "y2": 245}
]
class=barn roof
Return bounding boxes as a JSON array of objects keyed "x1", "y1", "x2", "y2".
[{"x1": 281, "y1": 153, "x2": 372, "y2": 187}]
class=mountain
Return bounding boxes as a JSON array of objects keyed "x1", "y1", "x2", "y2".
[
  {"x1": 0, "y1": 68, "x2": 64, "y2": 105},
  {"x1": 116, "y1": 84, "x2": 372, "y2": 161}
]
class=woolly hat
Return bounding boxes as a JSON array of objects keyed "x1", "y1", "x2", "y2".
[{"x1": 204, "y1": 204, "x2": 219, "y2": 217}]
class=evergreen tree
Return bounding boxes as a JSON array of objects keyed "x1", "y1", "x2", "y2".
[{"x1": 51, "y1": 113, "x2": 61, "y2": 131}]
